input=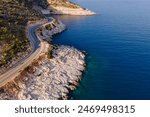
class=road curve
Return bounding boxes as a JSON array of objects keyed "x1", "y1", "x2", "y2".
[{"x1": 0, "y1": 24, "x2": 47, "y2": 87}]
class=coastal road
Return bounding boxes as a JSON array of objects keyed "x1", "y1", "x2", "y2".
[{"x1": 0, "y1": 24, "x2": 48, "y2": 87}]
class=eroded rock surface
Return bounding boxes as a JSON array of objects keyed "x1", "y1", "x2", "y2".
[{"x1": 0, "y1": 46, "x2": 85, "y2": 100}]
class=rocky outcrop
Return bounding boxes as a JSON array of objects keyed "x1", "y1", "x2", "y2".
[
  {"x1": 0, "y1": 46, "x2": 85, "y2": 100},
  {"x1": 0, "y1": 16, "x2": 86, "y2": 100},
  {"x1": 0, "y1": 0, "x2": 90, "y2": 100},
  {"x1": 47, "y1": 0, "x2": 95, "y2": 15},
  {"x1": 21, "y1": 0, "x2": 96, "y2": 16},
  {"x1": 37, "y1": 19, "x2": 66, "y2": 41},
  {"x1": 49, "y1": 6, "x2": 96, "y2": 15}
]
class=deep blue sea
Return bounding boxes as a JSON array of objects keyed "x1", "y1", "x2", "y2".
[{"x1": 53, "y1": 0, "x2": 150, "y2": 100}]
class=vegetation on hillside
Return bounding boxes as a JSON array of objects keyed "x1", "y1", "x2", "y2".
[
  {"x1": 0, "y1": 0, "x2": 81, "y2": 68},
  {"x1": 0, "y1": 0, "x2": 42, "y2": 67}
]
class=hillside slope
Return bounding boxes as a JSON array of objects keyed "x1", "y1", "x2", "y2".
[{"x1": 0, "y1": 0, "x2": 42, "y2": 72}]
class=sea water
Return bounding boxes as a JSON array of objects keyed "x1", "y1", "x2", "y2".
[{"x1": 53, "y1": 0, "x2": 150, "y2": 100}]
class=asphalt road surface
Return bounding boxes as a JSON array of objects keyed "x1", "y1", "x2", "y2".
[{"x1": 0, "y1": 24, "x2": 45, "y2": 87}]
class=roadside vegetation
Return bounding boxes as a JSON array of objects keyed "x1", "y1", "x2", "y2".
[
  {"x1": 0, "y1": 0, "x2": 42, "y2": 67},
  {"x1": 47, "y1": 50, "x2": 52, "y2": 59}
]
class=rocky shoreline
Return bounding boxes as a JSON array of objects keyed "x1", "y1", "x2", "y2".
[
  {"x1": 48, "y1": 6, "x2": 96, "y2": 16},
  {"x1": 39, "y1": 0, "x2": 96, "y2": 16},
  {"x1": 0, "y1": 45, "x2": 85, "y2": 100},
  {"x1": 0, "y1": 17, "x2": 86, "y2": 100},
  {"x1": 37, "y1": 19, "x2": 66, "y2": 42},
  {"x1": 0, "y1": 0, "x2": 96, "y2": 100}
]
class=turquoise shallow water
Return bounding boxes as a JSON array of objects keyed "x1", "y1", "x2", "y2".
[{"x1": 53, "y1": 0, "x2": 150, "y2": 99}]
